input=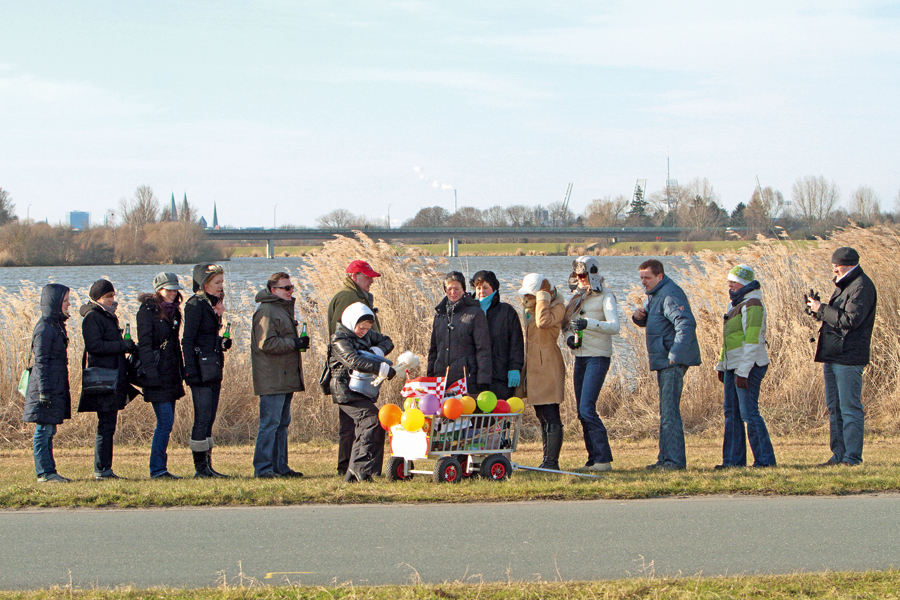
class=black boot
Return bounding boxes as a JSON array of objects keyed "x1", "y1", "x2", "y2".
[
  {"x1": 205, "y1": 449, "x2": 229, "y2": 478},
  {"x1": 537, "y1": 423, "x2": 549, "y2": 469},
  {"x1": 540, "y1": 423, "x2": 563, "y2": 471},
  {"x1": 193, "y1": 451, "x2": 216, "y2": 478}
]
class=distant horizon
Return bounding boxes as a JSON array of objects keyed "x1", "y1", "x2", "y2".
[{"x1": 3, "y1": 2, "x2": 898, "y2": 227}]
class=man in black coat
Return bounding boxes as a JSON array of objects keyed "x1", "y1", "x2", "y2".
[{"x1": 806, "y1": 247, "x2": 877, "y2": 466}]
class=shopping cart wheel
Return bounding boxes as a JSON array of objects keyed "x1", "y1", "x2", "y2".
[
  {"x1": 433, "y1": 457, "x2": 463, "y2": 484},
  {"x1": 480, "y1": 454, "x2": 512, "y2": 481},
  {"x1": 385, "y1": 456, "x2": 414, "y2": 481}
]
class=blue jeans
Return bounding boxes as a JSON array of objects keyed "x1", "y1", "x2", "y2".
[
  {"x1": 722, "y1": 365, "x2": 776, "y2": 467},
  {"x1": 150, "y1": 402, "x2": 176, "y2": 477},
  {"x1": 573, "y1": 356, "x2": 613, "y2": 464},
  {"x1": 253, "y1": 393, "x2": 293, "y2": 476},
  {"x1": 823, "y1": 363, "x2": 866, "y2": 465},
  {"x1": 656, "y1": 364, "x2": 687, "y2": 468},
  {"x1": 33, "y1": 423, "x2": 57, "y2": 478}
]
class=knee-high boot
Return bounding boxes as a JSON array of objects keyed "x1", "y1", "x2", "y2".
[
  {"x1": 205, "y1": 437, "x2": 229, "y2": 478},
  {"x1": 190, "y1": 439, "x2": 216, "y2": 478},
  {"x1": 540, "y1": 423, "x2": 563, "y2": 471}
]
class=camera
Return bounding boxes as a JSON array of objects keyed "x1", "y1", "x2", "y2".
[{"x1": 803, "y1": 289, "x2": 821, "y2": 315}]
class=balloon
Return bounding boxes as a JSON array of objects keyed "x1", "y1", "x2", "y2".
[
  {"x1": 378, "y1": 404, "x2": 403, "y2": 430},
  {"x1": 507, "y1": 396, "x2": 525, "y2": 414},
  {"x1": 401, "y1": 408, "x2": 425, "y2": 432},
  {"x1": 403, "y1": 397, "x2": 418, "y2": 411},
  {"x1": 476, "y1": 390, "x2": 498, "y2": 413},
  {"x1": 493, "y1": 400, "x2": 511, "y2": 414},
  {"x1": 441, "y1": 397, "x2": 463, "y2": 420},
  {"x1": 419, "y1": 393, "x2": 441, "y2": 416},
  {"x1": 460, "y1": 396, "x2": 477, "y2": 415}
]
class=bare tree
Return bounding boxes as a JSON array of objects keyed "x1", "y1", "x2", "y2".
[
  {"x1": 403, "y1": 206, "x2": 450, "y2": 227},
  {"x1": 179, "y1": 196, "x2": 199, "y2": 224},
  {"x1": 118, "y1": 185, "x2": 160, "y2": 228},
  {"x1": 316, "y1": 208, "x2": 356, "y2": 228},
  {"x1": 482, "y1": 205, "x2": 509, "y2": 227},
  {"x1": 546, "y1": 201, "x2": 575, "y2": 227},
  {"x1": 447, "y1": 206, "x2": 483, "y2": 227},
  {"x1": 0, "y1": 188, "x2": 17, "y2": 225},
  {"x1": 791, "y1": 175, "x2": 840, "y2": 230},
  {"x1": 505, "y1": 205, "x2": 533, "y2": 227},
  {"x1": 849, "y1": 185, "x2": 880, "y2": 224},
  {"x1": 585, "y1": 195, "x2": 629, "y2": 227},
  {"x1": 744, "y1": 186, "x2": 784, "y2": 236}
]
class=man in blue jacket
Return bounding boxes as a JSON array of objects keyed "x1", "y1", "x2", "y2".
[{"x1": 632, "y1": 259, "x2": 701, "y2": 469}]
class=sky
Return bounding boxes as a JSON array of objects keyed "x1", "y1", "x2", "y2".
[{"x1": 2, "y1": 1, "x2": 898, "y2": 227}]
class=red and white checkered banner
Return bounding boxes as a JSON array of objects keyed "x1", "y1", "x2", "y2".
[{"x1": 401, "y1": 377, "x2": 445, "y2": 398}]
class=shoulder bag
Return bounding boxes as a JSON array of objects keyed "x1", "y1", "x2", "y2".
[{"x1": 81, "y1": 350, "x2": 119, "y2": 394}]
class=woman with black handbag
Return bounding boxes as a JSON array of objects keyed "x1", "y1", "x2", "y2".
[
  {"x1": 181, "y1": 263, "x2": 231, "y2": 478},
  {"x1": 78, "y1": 279, "x2": 138, "y2": 480},
  {"x1": 137, "y1": 272, "x2": 186, "y2": 479}
]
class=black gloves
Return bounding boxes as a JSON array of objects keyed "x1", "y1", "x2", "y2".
[
  {"x1": 295, "y1": 336, "x2": 310, "y2": 350},
  {"x1": 565, "y1": 335, "x2": 579, "y2": 350},
  {"x1": 221, "y1": 337, "x2": 232, "y2": 351},
  {"x1": 570, "y1": 318, "x2": 588, "y2": 331},
  {"x1": 736, "y1": 376, "x2": 749, "y2": 389},
  {"x1": 124, "y1": 339, "x2": 138, "y2": 354},
  {"x1": 387, "y1": 367, "x2": 397, "y2": 380},
  {"x1": 717, "y1": 371, "x2": 724, "y2": 384}
]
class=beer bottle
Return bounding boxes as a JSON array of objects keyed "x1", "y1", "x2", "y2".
[
  {"x1": 573, "y1": 329, "x2": 583, "y2": 349},
  {"x1": 299, "y1": 322, "x2": 308, "y2": 352},
  {"x1": 123, "y1": 323, "x2": 131, "y2": 341},
  {"x1": 223, "y1": 322, "x2": 232, "y2": 339}
]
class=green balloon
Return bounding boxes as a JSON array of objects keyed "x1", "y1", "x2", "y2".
[{"x1": 476, "y1": 390, "x2": 498, "y2": 413}]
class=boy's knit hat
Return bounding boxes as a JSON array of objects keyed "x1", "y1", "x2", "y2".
[{"x1": 727, "y1": 264, "x2": 754, "y2": 286}]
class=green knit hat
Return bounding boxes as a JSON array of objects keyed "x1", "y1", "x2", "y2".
[{"x1": 727, "y1": 264, "x2": 754, "y2": 286}]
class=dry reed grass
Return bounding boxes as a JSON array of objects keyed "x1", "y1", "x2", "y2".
[{"x1": 1, "y1": 227, "x2": 899, "y2": 451}]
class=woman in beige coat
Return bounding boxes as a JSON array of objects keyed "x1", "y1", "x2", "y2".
[{"x1": 518, "y1": 273, "x2": 566, "y2": 470}]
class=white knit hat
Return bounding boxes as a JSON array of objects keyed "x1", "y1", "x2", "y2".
[{"x1": 518, "y1": 273, "x2": 545, "y2": 296}]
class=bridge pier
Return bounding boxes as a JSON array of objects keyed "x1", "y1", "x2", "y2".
[
  {"x1": 266, "y1": 239, "x2": 275, "y2": 259},
  {"x1": 448, "y1": 238, "x2": 458, "y2": 257}
]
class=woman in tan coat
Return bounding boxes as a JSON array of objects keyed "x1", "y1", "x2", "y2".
[{"x1": 518, "y1": 273, "x2": 566, "y2": 470}]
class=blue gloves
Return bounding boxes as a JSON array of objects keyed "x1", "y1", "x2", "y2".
[{"x1": 507, "y1": 370, "x2": 521, "y2": 388}]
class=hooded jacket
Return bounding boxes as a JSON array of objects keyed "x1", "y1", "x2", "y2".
[
  {"x1": 427, "y1": 294, "x2": 492, "y2": 390},
  {"x1": 482, "y1": 292, "x2": 525, "y2": 398},
  {"x1": 77, "y1": 301, "x2": 132, "y2": 413},
  {"x1": 181, "y1": 269, "x2": 225, "y2": 386},
  {"x1": 327, "y1": 277, "x2": 380, "y2": 337},
  {"x1": 329, "y1": 304, "x2": 394, "y2": 404},
  {"x1": 715, "y1": 287, "x2": 769, "y2": 377},
  {"x1": 23, "y1": 284, "x2": 72, "y2": 425},
  {"x1": 136, "y1": 292, "x2": 185, "y2": 403},
  {"x1": 813, "y1": 266, "x2": 877, "y2": 365},
  {"x1": 632, "y1": 275, "x2": 702, "y2": 371},
  {"x1": 251, "y1": 287, "x2": 305, "y2": 396}
]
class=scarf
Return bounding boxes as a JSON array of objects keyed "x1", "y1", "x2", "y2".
[
  {"x1": 563, "y1": 287, "x2": 592, "y2": 329},
  {"x1": 92, "y1": 300, "x2": 118, "y2": 315},
  {"x1": 161, "y1": 297, "x2": 181, "y2": 319},
  {"x1": 479, "y1": 291, "x2": 496, "y2": 314},
  {"x1": 728, "y1": 280, "x2": 761, "y2": 307}
]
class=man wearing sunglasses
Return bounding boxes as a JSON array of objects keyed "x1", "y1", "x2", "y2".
[
  {"x1": 250, "y1": 271, "x2": 309, "y2": 478},
  {"x1": 327, "y1": 260, "x2": 383, "y2": 477}
]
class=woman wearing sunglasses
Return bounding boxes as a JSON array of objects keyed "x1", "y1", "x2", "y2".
[{"x1": 564, "y1": 256, "x2": 620, "y2": 472}]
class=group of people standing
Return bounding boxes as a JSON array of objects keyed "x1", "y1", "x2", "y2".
[{"x1": 23, "y1": 244, "x2": 877, "y2": 483}]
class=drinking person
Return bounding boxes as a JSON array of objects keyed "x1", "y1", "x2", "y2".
[
  {"x1": 182, "y1": 263, "x2": 232, "y2": 478},
  {"x1": 137, "y1": 272, "x2": 186, "y2": 479},
  {"x1": 23, "y1": 284, "x2": 73, "y2": 483},
  {"x1": 78, "y1": 279, "x2": 138, "y2": 480}
]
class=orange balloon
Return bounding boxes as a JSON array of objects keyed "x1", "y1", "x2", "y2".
[
  {"x1": 378, "y1": 404, "x2": 403, "y2": 430},
  {"x1": 442, "y1": 397, "x2": 463, "y2": 420},
  {"x1": 460, "y1": 396, "x2": 477, "y2": 415}
]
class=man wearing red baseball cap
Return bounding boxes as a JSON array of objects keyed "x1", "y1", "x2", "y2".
[{"x1": 326, "y1": 259, "x2": 384, "y2": 477}]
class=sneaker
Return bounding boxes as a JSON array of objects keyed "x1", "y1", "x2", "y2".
[
  {"x1": 37, "y1": 473, "x2": 71, "y2": 483},
  {"x1": 573, "y1": 462, "x2": 595, "y2": 472},
  {"x1": 151, "y1": 472, "x2": 182, "y2": 479},
  {"x1": 586, "y1": 462, "x2": 612, "y2": 472},
  {"x1": 94, "y1": 473, "x2": 123, "y2": 480}
]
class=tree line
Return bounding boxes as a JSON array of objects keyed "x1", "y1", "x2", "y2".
[{"x1": 0, "y1": 186, "x2": 224, "y2": 266}]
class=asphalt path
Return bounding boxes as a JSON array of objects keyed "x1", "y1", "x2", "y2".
[{"x1": 2, "y1": 494, "x2": 899, "y2": 589}]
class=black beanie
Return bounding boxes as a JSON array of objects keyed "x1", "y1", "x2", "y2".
[
  {"x1": 831, "y1": 247, "x2": 860, "y2": 266},
  {"x1": 470, "y1": 270, "x2": 500, "y2": 293},
  {"x1": 89, "y1": 279, "x2": 115, "y2": 301},
  {"x1": 444, "y1": 271, "x2": 467, "y2": 291}
]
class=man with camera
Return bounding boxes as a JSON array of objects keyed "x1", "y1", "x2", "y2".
[{"x1": 806, "y1": 247, "x2": 877, "y2": 467}]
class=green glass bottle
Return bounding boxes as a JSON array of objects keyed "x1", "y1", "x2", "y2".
[
  {"x1": 123, "y1": 323, "x2": 131, "y2": 341},
  {"x1": 223, "y1": 322, "x2": 232, "y2": 339},
  {"x1": 299, "y1": 322, "x2": 308, "y2": 352}
]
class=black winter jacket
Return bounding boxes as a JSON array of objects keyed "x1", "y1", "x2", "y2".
[
  {"x1": 181, "y1": 293, "x2": 225, "y2": 387},
  {"x1": 483, "y1": 293, "x2": 524, "y2": 399},
  {"x1": 427, "y1": 294, "x2": 492, "y2": 390},
  {"x1": 329, "y1": 325, "x2": 394, "y2": 404},
  {"x1": 137, "y1": 293, "x2": 185, "y2": 403},
  {"x1": 77, "y1": 302, "x2": 132, "y2": 413},
  {"x1": 23, "y1": 284, "x2": 72, "y2": 425},
  {"x1": 814, "y1": 266, "x2": 877, "y2": 365}
]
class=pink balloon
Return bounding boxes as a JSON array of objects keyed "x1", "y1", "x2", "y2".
[{"x1": 419, "y1": 393, "x2": 441, "y2": 416}]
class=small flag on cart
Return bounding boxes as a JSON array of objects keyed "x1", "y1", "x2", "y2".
[
  {"x1": 401, "y1": 377, "x2": 445, "y2": 398},
  {"x1": 445, "y1": 377, "x2": 468, "y2": 398}
]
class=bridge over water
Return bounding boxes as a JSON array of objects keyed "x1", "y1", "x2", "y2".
[{"x1": 206, "y1": 226, "x2": 691, "y2": 258}]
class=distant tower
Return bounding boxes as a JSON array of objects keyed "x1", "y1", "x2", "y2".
[
  {"x1": 169, "y1": 192, "x2": 178, "y2": 221},
  {"x1": 180, "y1": 192, "x2": 190, "y2": 222},
  {"x1": 199, "y1": 215, "x2": 208, "y2": 229},
  {"x1": 212, "y1": 202, "x2": 219, "y2": 229}
]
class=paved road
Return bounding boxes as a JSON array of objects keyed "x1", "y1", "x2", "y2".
[{"x1": 2, "y1": 494, "x2": 899, "y2": 589}]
